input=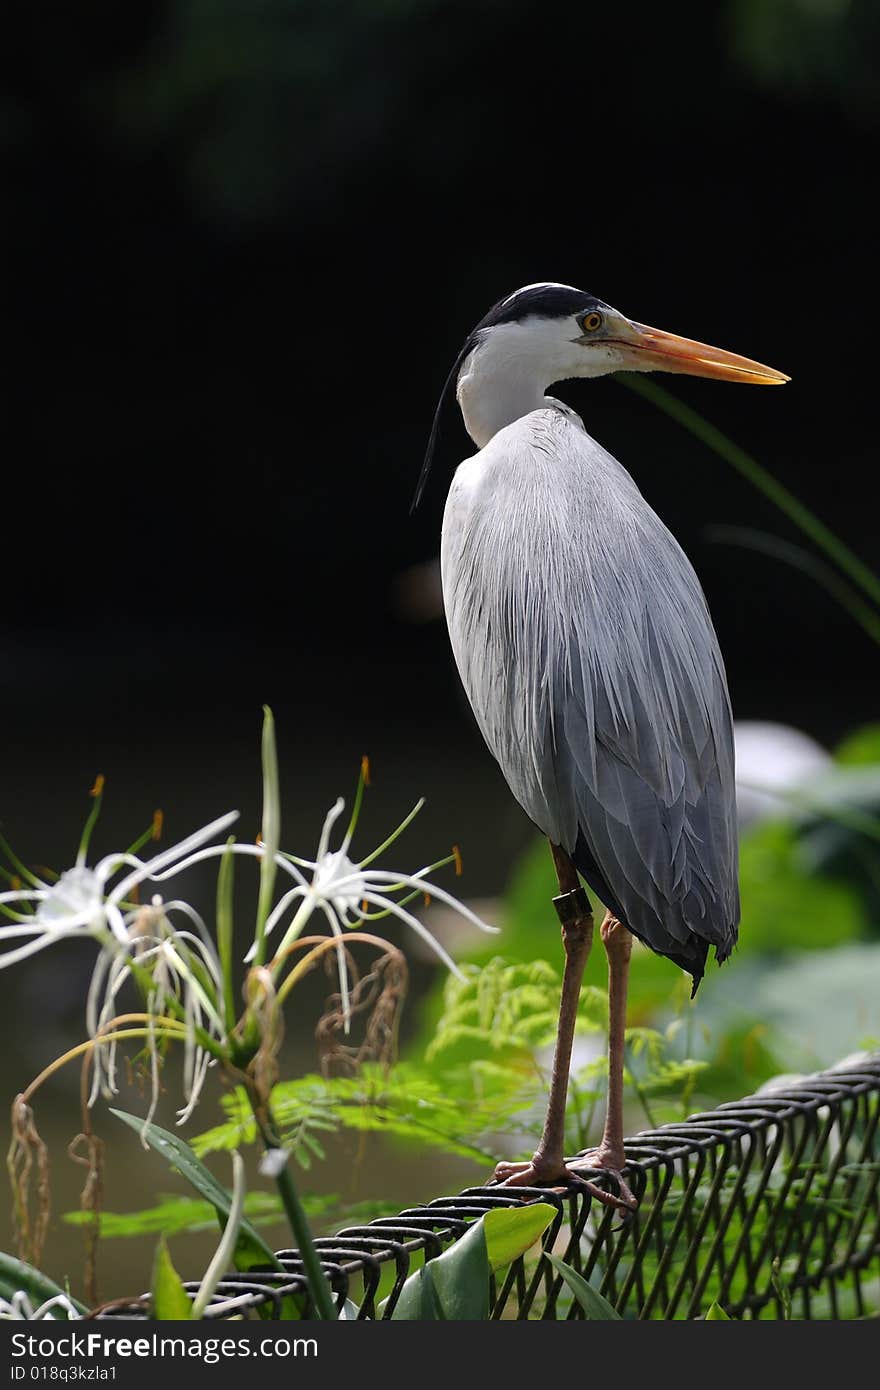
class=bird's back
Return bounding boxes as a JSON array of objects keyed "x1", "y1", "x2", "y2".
[{"x1": 441, "y1": 405, "x2": 739, "y2": 987}]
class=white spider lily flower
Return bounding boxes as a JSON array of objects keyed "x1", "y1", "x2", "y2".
[
  {"x1": 0, "y1": 811, "x2": 240, "y2": 971},
  {"x1": 0, "y1": 1291, "x2": 81, "y2": 1320},
  {"x1": 86, "y1": 896, "x2": 226, "y2": 1127},
  {"x1": 243, "y1": 793, "x2": 498, "y2": 1031}
]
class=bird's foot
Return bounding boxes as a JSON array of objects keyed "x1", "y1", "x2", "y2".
[
  {"x1": 490, "y1": 1153, "x2": 638, "y2": 1212},
  {"x1": 567, "y1": 1149, "x2": 639, "y2": 1211}
]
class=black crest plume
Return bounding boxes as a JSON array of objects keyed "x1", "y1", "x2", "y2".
[{"x1": 411, "y1": 284, "x2": 601, "y2": 512}]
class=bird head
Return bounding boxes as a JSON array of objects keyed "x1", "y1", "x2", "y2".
[
  {"x1": 464, "y1": 282, "x2": 790, "y2": 388},
  {"x1": 413, "y1": 282, "x2": 788, "y2": 509}
]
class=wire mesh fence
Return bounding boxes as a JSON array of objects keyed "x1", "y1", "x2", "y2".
[{"x1": 101, "y1": 1053, "x2": 880, "y2": 1320}]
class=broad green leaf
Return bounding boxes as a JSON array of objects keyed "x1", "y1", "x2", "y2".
[
  {"x1": 151, "y1": 1238, "x2": 192, "y2": 1320},
  {"x1": 483, "y1": 1203, "x2": 555, "y2": 1270},
  {"x1": 705, "y1": 1301, "x2": 731, "y2": 1320},
  {"x1": 418, "y1": 1265, "x2": 445, "y2": 1320},
  {"x1": 0, "y1": 1254, "x2": 87, "y2": 1318},
  {"x1": 111, "y1": 1109, "x2": 280, "y2": 1272},
  {"x1": 389, "y1": 1217, "x2": 490, "y2": 1320},
  {"x1": 427, "y1": 1220, "x2": 489, "y2": 1320},
  {"x1": 544, "y1": 1252, "x2": 621, "y2": 1319}
]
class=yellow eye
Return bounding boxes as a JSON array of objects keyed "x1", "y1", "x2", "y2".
[{"x1": 581, "y1": 310, "x2": 603, "y2": 333}]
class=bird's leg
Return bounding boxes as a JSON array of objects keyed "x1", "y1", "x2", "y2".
[
  {"x1": 492, "y1": 846, "x2": 633, "y2": 1210},
  {"x1": 493, "y1": 874, "x2": 591, "y2": 1183},
  {"x1": 569, "y1": 912, "x2": 638, "y2": 1209}
]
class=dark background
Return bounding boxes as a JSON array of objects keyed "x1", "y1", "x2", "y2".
[
  {"x1": 4, "y1": 0, "x2": 878, "y2": 1008},
  {"x1": 7, "y1": 1, "x2": 878, "y2": 782},
  {"x1": 1, "y1": 0, "x2": 878, "y2": 1289}
]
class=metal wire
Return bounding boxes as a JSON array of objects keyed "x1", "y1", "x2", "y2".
[{"x1": 99, "y1": 1054, "x2": 880, "y2": 1320}]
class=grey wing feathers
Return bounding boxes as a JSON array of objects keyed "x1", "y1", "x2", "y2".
[
  {"x1": 557, "y1": 589, "x2": 739, "y2": 978},
  {"x1": 441, "y1": 408, "x2": 739, "y2": 984}
]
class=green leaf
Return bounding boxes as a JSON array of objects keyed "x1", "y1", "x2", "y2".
[
  {"x1": 417, "y1": 1265, "x2": 446, "y2": 1320},
  {"x1": 389, "y1": 1218, "x2": 490, "y2": 1320},
  {"x1": 151, "y1": 1238, "x2": 192, "y2": 1320},
  {"x1": 483, "y1": 1203, "x2": 555, "y2": 1270},
  {"x1": 705, "y1": 1300, "x2": 731, "y2": 1320},
  {"x1": 543, "y1": 1252, "x2": 621, "y2": 1319},
  {"x1": 0, "y1": 1253, "x2": 87, "y2": 1318},
  {"x1": 110, "y1": 1109, "x2": 280, "y2": 1272},
  {"x1": 62, "y1": 1191, "x2": 290, "y2": 1239},
  {"x1": 252, "y1": 705, "x2": 280, "y2": 966},
  {"x1": 216, "y1": 838, "x2": 237, "y2": 1035}
]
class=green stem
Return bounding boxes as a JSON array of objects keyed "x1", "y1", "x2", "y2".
[
  {"x1": 251, "y1": 1100, "x2": 336, "y2": 1320},
  {"x1": 252, "y1": 707, "x2": 281, "y2": 970},
  {"x1": 216, "y1": 839, "x2": 238, "y2": 1035},
  {"x1": 706, "y1": 525, "x2": 880, "y2": 647},
  {"x1": 620, "y1": 375, "x2": 880, "y2": 608}
]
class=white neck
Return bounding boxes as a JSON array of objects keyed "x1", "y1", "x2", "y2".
[
  {"x1": 457, "y1": 357, "x2": 548, "y2": 449},
  {"x1": 455, "y1": 318, "x2": 592, "y2": 449}
]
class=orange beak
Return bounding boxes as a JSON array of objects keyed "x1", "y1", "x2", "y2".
[{"x1": 607, "y1": 318, "x2": 790, "y2": 385}]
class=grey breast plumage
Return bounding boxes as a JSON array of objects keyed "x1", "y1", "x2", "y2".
[{"x1": 440, "y1": 404, "x2": 739, "y2": 987}]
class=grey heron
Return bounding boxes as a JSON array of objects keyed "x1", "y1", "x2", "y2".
[{"x1": 415, "y1": 282, "x2": 788, "y2": 1207}]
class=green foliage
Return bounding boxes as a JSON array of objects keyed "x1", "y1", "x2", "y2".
[
  {"x1": 151, "y1": 1238, "x2": 192, "y2": 1321},
  {"x1": 696, "y1": 944, "x2": 880, "y2": 1077},
  {"x1": 770, "y1": 1258, "x2": 792, "y2": 1320},
  {"x1": 31, "y1": 706, "x2": 880, "y2": 1316},
  {"x1": 195, "y1": 961, "x2": 596, "y2": 1169},
  {"x1": 0, "y1": 1254, "x2": 87, "y2": 1318},
  {"x1": 738, "y1": 819, "x2": 865, "y2": 953},
  {"x1": 495, "y1": 838, "x2": 693, "y2": 1016},
  {"x1": 389, "y1": 1216, "x2": 489, "y2": 1320},
  {"x1": 252, "y1": 704, "x2": 280, "y2": 969},
  {"x1": 692, "y1": 1020, "x2": 785, "y2": 1101},
  {"x1": 62, "y1": 1192, "x2": 398, "y2": 1241},
  {"x1": 191, "y1": 956, "x2": 711, "y2": 1177},
  {"x1": 111, "y1": 1110, "x2": 279, "y2": 1272},
  {"x1": 387, "y1": 1205, "x2": 552, "y2": 1321},
  {"x1": 705, "y1": 1301, "x2": 731, "y2": 1320},
  {"x1": 194, "y1": 1063, "x2": 530, "y2": 1168},
  {"x1": 543, "y1": 1252, "x2": 621, "y2": 1320},
  {"x1": 428, "y1": 958, "x2": 606, "y2": 1063},
  {"x1": 64, "y1": 1193, "x2": 280, "y2": 1239},
  {"x1": 483, "y1": 1204, "x2": 556, "y2": 1270},
  {"x1": 835, "y1": 724, "x2": 880, "y2": 767}
]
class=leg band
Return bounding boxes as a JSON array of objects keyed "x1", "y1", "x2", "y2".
[{"x1": 552, "y1": 885, "x2": 593, "y2": 927}]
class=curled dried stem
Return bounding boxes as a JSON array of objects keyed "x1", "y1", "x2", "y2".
[
  {"x1": 242, "y1": 967, "x2": 283, "y2": 1123},
  {"x1": 316, "y1": 942, "x2": 407, "y2": 1076},
  {"x1": 68, "y1": 1051, "x2": 106, "y2": 1307},
  {"x1": 7, "y1": 1094, "x2": 50, "y2": 1266}
]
